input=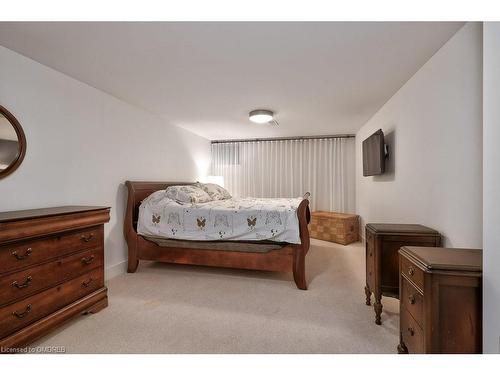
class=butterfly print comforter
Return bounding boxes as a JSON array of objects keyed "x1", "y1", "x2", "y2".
[{"x1": 137, "y1": 190, "x2": 303, "y2": 243}]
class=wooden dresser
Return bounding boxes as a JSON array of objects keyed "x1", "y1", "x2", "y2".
[
  {"x1": 364, "y1": 223, "x2": 441, "y2": 325},
  {"x1": 0, "y1": 206, "x2": 110, "y2": 349},
  {"x1": 398, "y1": 246, "x2": 482, "y2": 354}
]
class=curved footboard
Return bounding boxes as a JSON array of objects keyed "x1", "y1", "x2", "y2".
[
  {"x1": 292, "y1": 195, "x2": 311, "y2": 290},
  {"x1": 124, "y1": 181, "x2": 139, "y2": 273}
]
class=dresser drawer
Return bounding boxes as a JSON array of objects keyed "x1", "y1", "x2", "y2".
[
  {"x1": 401, "y1": 275, "x2": 423, "y2": 327},
  {"x1": 401, "y1": 306, "x2": 424, "y2": 353},
  {"x1": 401, "y1": 255, "x2": 424, "y2": 290},
  {"x1": 0, "y1": 268, "x2": 103, "y2": 339},
  {"x1": 0, "y1": 247, "x2": 103, "y2": 306},
  {"x1": 0, "y1": 226, "x2": 103, "y2": 274}
]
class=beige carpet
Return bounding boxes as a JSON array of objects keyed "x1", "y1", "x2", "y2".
[{"x1": 31, "y1": 239, "x2": 399, "y2": 353}]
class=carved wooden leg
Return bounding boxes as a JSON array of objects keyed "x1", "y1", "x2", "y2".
[
  {"x1": 373, "y1": 292, "x2": 383, "y2": 325},
  {"x1": 293, "y1": 247, "x2": 307, "y2": 290},
  {"x1": 364, "y1": 284, "x2": 372, "y2": 305}
]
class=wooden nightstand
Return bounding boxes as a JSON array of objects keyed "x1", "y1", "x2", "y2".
[
  {"x1": 398, "y1": 246, "x2": 482, "y2": 354},
  {"x1": 364, "y1": 223, "x2": 440, "y2": 325}
]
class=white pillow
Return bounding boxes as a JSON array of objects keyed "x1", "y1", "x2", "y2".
[
  {"x1": 196, "y1": 182, "x2": 232, "y2": 201},
  {"x1": 166, "y1": 185, "x2": 212, "y2": 204}
]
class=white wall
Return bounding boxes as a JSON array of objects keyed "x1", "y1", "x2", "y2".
[
  {"x1": 0, "y1": 46, "x2": 211, "y2": 278},
  {"x1": 483, "y1": 22, "x2": 500, "y2": 354},
  {"x1": 355, "y1": 22, "x2": 483, "y2": 248}
]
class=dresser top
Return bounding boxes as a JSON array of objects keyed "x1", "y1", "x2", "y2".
[
  {"x1": 400, "y1": 246, "x2": 482, "y2": 272},
  {"x1": 0, "y1": 206, "x2": 110, "y2": 223},
  {"x1": 366, "y1": 223, "x2": 439, "y2": 235}
]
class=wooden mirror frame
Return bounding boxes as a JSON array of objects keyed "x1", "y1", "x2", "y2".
[{"x1": 0, "y1": 105, "x2": 26, "y2": 179}]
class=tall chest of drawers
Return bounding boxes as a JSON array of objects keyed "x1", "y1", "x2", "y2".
[
  {"x1": 0, "y1": 206, "x2": 110, "y2": 350},
  {"x1": 398, "y1": 246, "x2": 482, "y2": 354}
]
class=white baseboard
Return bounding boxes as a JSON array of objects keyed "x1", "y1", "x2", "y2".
[{"x1": 105, "y1": 260, "x2": 128, "y2": 281}]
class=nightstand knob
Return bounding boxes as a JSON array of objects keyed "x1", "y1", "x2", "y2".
[
  {"x1": 408, "y1": 294, "x2": 416, "y2": 304},
  {"x1": 407, "y1": 327, "x2": 415, "y2": 336},
  {"x1": 408, "y1": 266, "x2": 415, "y2": 276}
]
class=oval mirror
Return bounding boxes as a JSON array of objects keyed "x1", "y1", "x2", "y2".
[{"x1": 0, "y1": 105, "x2": 26, "y2": 179}]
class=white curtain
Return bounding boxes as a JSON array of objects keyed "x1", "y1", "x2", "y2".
[{"x1": 211, "y1": 137, "x2": 355, "y2": 212}]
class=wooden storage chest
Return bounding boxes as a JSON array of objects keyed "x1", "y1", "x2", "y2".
[{"x1": 309, "y1": 211, "x2": 359, "y2": 245}]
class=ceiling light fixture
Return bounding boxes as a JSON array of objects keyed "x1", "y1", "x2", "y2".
[{"x1": 249, "y1": 109, "x2": 278, "y2": 125}]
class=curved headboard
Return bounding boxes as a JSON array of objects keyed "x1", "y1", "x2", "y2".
[{"x1": 124, "y1": 181, "x2": 194, "y2": 233}]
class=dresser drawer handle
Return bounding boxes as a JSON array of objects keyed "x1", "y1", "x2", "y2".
[
  {"x1": 11, "y1": 248, "x2": 32, "y2": 260},
  {"x1": 407, "y1": 327, "x2": 415, "y2": 337},
  {"x1": 12, "y1": 304, "x2": 32, "y2": 319},
  {"x1": 408, "y1": 294, "x2": 416, "y2": 305},
  {"x1": 82, "y1": 278, "x2": 93, "y2": 288},
  {"x1": 408, "y1": 266, "x2": 415, "y2": 276},
  {"x1": 81, "y1": 255, "x2": 95, "y2": 265},
  {"x1": 81, "y1": 233, "x2": 94, "y2": 243},
  {"x1": 12, "y1": 276, "x2": 33, "y2": 289}
]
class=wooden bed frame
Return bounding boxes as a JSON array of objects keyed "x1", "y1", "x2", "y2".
[{"x1": 124, "y1": 181, "x2": 311, "y2": 289}]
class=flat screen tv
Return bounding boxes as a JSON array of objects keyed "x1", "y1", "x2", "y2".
[{"x1": 362, "y1": 129, "x2": 386, "y2": 176}]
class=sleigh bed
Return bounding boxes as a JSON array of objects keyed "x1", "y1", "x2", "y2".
[{"x1": 124, "y1": 181, "x2": 311, "y2": 289}]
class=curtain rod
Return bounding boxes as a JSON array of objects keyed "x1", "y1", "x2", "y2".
[{"x1": 211, "y1": 134, "x2": 355, "y2": 144}]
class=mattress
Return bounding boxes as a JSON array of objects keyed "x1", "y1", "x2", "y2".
[{"x1": 137, "y1": 190, "x2": 303, "y2": 244}]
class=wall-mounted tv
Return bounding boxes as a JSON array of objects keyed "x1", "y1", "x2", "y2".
[{"x1": 362, "y1": 129, "x2": 386, "y2": 176}]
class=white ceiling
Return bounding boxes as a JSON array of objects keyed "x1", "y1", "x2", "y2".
[{"x1": 0, "y1": 22, "x2": 463, "y2": 140}]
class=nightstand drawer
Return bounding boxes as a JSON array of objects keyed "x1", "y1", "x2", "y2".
[
  {"x1": 401, "y1": 255, "x2": 424, "y2": 290},
  {"x1": 401, "y1": 306, "x2": 424, "y2": 353},
  {"x1": 401, "y1": 276, "x2": 423, "y2": 327}
]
